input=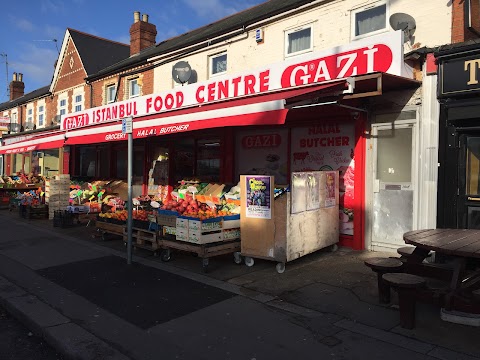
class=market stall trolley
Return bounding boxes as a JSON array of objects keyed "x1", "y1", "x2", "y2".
[{"x1": 239, "y1": 172, "x2": 339, "y2": 273}]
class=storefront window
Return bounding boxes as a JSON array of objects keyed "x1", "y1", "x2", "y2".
[
  {"x1": 79, "y1": 147, "x2": 96, "y2": 177},
  {"x1": 148, "y1": 146, "x2": 169, "y2": 194},
  {"x1": 196, "y1": 139, "x2": 220, "y2": 182},
  {"x1": 23, "y1": 154, "x2": 31, "y2": 174},
  {"x1": 235, "y1": 129, "x2": 289, "y2": 184},
  {"x1": 43, "y1": 149, "x2": 60, "y2": 177},
  {"x1": 12, "y1": 154, "x2": 23, "y2": 174},
  {"x1": 466, "y1": 137, "x2": 480, "y2": 195},
  {"x1": 291, "y1": 123, "x2": 355, "y2": 236},
  {"x1": 98, "y1": 146, "x2": 110, "y2": 178},
  {"x1": 174, "y1": 138, "x2": 194, "y2": 183},
  {"x1": 116, "y1": 148, "x2": 127, "y2": 179}
]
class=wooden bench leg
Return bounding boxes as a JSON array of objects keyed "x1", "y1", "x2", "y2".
[
  {"x1": 397, "y1": 288, "x2": 417, "y2": 329},
  {"x1": 376, "y1": 272, "x2": 391, "y2": 304}
]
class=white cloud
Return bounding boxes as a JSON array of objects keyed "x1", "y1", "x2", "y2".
[{"x1": 10, "y1": 16, "x2": 35, "y2": 32}]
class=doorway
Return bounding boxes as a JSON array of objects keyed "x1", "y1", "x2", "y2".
[{"x1": 369, "y1": 120, "x2": 417, "y2": 251}]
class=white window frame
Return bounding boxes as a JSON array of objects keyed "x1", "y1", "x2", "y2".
[
  {"x1": 58, "y1": 96, "x2": 68, "y2": 117},
  {"x1": 284, "y1": 24, "x2": 313, "y2": 58},
  {"x1": 209, "y1": 52, "x2": 227, "y2": 77},
  {"x1": 26, "y1": 105, "x2": 33, "y2": 127},
  {"x1": 11, "y1": 111, "x2": 18, "y2": 133},
  {"x1": 73, "y1": 88, "x2": 84, "y2": 113},
  {"x1": 106, "y1": 84, "x2": 116, "y2": 104},
  {"x1": 128, "y1": 78, "x2": 140, "y2": 99},
  {"x1": 37, "y1": 101, "x2": 45, "y2": 128},
  {"x1": 351, "y1": 1, "x2": 388, "y2": 40}
]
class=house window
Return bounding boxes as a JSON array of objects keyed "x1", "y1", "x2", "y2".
[
  {"x1": 11, "y1": 112, "x2": 18, "y2": 133},
  {"x1": 209, "y1": 52, "x2": 227, "y2": 77},
  {"x1": 107, "y1": 84, "x2": 116, "y2": 103},
  {"x1": 38, "y1": 105, "x2": 45, "y2": 127},
  {"x1": 74, "y1": 94, "x2": 82, "y2": 112},
  {"x1": 59, "y1": 98, "x2": 67, "y2": 116},
  {"x1": 352, "y1": 2, "x2": 387, "y2": 38},
  {"x1": 27, "y1": 108, "x2": 33, "y2": 123},
  {"x1": 128, "y1": 78, "x2": 140, "y2": 98},
  {"x1": 285, "y1": 25, "x2": 312, "y2": 57}
]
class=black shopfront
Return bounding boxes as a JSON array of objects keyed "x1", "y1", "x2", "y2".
[{"x1": 437, "y1": 41, "x2": 480, "y2": 229}]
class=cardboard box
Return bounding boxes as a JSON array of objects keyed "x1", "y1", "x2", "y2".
[
  {"x1": 188, "y1": 219, "x2": 222, "y2": 231},
  {"x1": 157, "y1": 214, "x2": 177, "y2": 227},
  {"x1": 176, "y1": 217, "x2": 189, "y2": 229},
  {"x1": 188, "y1": 230, "x2": 223, "y2": 244},
  {"x1": 175, "y1": 228, "x2": 188, "y2": 241},
  {"x1": 223, "y1": 228, "x2": 241, "y2": 240}
]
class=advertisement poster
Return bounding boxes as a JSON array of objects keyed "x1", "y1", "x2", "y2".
[
  {"x1": 235, "y1": 129, "x2": 289, "y2": 185},
  {"x1": 325, "y1": 171, "x2": 336, "y2": 208},
  {"x1": 306, "y1": 172, "x2": 320, "y2": 211},
  {"x1": 245, "y1": 176, "x2": 272, "y2": 219},
  {"x1": 291, "y1": 123, "x2": 355, "y2": 235},
  {"x1": 291, "y1": 172, "x2": 307, "y2": 214}
]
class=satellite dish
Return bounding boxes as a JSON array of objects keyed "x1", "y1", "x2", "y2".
[
  {"x1": 389, "y1": 13, "x2": 416, "y2": 43},
  {"x1": 172, "y1": 61, "x2": 192, "y2": 84}
]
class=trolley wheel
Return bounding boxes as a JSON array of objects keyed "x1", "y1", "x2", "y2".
[
  {"x1": 233, "y1": 252, "x2": 243, "y2": 264},
  {"x1": 161, "y1": 249, "x2": 171, "y2": 262},
  {"x1": 276, "y1": 262, "x2": 286, "y2": 274},
  {"x1": 330, "y1": 244, "x2": 338, "y2": 252},
  {"x1": 245, "y1": 256, "x2": 255, "y2": 267},
  {"x1": 202, "y1": 258, "x2": 209, "y2": 273}
]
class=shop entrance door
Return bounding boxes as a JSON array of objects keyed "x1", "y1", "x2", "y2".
[
  {"x1": 458, "y1": 134, "x2": 480, "y2": 229},
  {"x1": 370, "y1": 122, "x2": 416, "y2": 251}
]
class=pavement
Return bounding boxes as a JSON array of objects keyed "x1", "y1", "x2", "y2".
[{"x1": 0, "y1": 209, "x2": 479, "y2": 360}]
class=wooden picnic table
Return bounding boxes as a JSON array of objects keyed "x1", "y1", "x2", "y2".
[{"x1": 403, "y1": 229, "x2": 480, "y2": 314}]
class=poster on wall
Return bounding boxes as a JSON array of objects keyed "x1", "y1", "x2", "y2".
[
  {"x1": 245, "y1": 175, "x2": 272, "y2": 219},
  {"x1": 235, "y1": 129, "x2": 289, "y2": 185},
  {"x1": 306, "y1": 172, "x2": 320, "y2": 211},
  {"x1": 291, "y1": 172, "x2": 307, "y2": 214},
  {"x1": 325, "y1": 171, "x2": 336, "y2": 208},
  {"x1": 291, "y1": 123, "x2": 355, "y2": 235}
]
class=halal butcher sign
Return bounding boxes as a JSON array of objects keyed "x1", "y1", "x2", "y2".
[{"x1": 61, "y1": 31, "x2": 403, "y2": 131}]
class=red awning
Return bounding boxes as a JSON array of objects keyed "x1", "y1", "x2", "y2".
[
  {"x1": 0, "y1": 132, "x2": 65, "y2": 154},
  {"x1": 65, "y1": 81, "x2": 347, "y2": 145}
]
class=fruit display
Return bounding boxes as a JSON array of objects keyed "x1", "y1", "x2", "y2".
[
  {"x1": 160, "y1": 198, "x2": 238, "y2": 219},
  {"x1": 98, "y1": 209, "x2": 156, "y2": 223},
  {"x1": 1, "y1": 172, "x2": 45, "y2": 186}
]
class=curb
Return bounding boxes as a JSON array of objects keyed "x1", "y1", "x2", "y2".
[{"x1": 0, "y1": 276, "x2": 130, "y2": 360}]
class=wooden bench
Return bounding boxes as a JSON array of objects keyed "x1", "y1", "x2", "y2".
[
  {"x1": 383, "y1": 273, "x2": 426, "y2": 329},
  {"x1": 397, "y1": 246, "x2": 432, "y2": 260},
  {"x1": 364, "y1": 257, "x2": 404, "y2": 304}
]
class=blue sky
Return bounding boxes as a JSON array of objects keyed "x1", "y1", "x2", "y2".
[{"x1": 0, "y1": 0, "x2": 265, "y2": 103}]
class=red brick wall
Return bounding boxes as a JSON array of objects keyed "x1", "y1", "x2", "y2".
[
  {"x1": 55, "y1": 39, "x2": 87, "y2": 93},
  {"x1": 452, "y1": 0, "x2": 480, "y2": 43}
]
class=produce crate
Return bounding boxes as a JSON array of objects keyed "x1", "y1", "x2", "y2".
[
  {"x1": 53, "y1": 210, "x2": 75, "y2": 228},
  {"x1": 25, "y1": 205, "x2": 49, "y2": 219}
]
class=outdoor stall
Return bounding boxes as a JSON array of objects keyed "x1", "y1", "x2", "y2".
[{"x1": 239, "y1": 171, "x2": 339, "y2": 273}]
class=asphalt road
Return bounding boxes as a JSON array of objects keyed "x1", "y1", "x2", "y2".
[{"x1": 0, "y1": 304, "x2": 63, "y2": 360}]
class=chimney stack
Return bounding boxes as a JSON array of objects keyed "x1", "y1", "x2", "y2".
[
  {"x1": 130, "y1": 11, "x2": 157, "y2": 56},
  {"x1": 9, "y1": 72, "x2": 25, "y2": 101}
]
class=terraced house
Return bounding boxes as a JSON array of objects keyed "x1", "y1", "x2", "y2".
[{"x1": 1, "y1": 0, "x2": 477, "y2": 251}]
